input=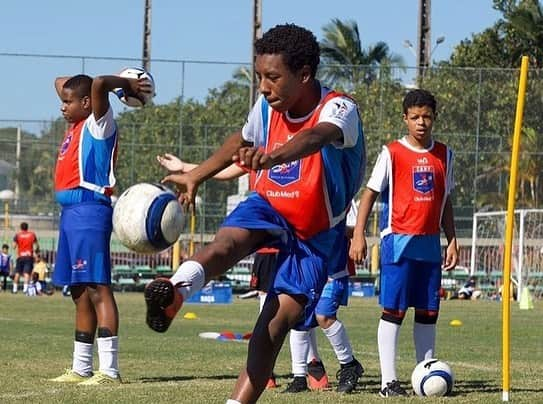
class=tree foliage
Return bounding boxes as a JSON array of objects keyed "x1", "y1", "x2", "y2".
[
  {"x1": 319, "y1": 18, "x2": 405, "y2": 90},
  {"x1": 6, "y1": 13, "x2": 543, "y2": 230}
]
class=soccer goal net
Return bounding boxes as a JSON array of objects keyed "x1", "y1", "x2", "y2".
[{"x1": 470, "y1": 209, "x2": 543, "y2": 300}]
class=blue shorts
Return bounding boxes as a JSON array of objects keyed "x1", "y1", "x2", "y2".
[
  {"x1": 379, "y1": 256, "x2": 442, "y2": 311},
  {"x1": 222, "y1": 193, "x2": 342, "y2": 330},
  {"x1": 304, "y1": 276, "x2": 349, "y2": 328},
  {"x1": 53, "y1": 202, "x2": 113, "y2": 286}
]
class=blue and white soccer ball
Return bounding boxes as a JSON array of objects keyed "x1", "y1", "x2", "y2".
[
  {"x1": 112, "y1": 183, "x2": 184, "y2": 254},
  {"x1": 411, "y1": 358, "x2": 454, "y2": 397},
  {"x1": 113, "y1": 67, "x2": 155, "y2": 107}
]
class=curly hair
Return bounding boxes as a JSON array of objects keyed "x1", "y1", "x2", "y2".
[
  {"x1": 255, "y1": 24, "x2": 320, "y2": 77},
  {"x1": 402, "y1": 89, "x2": 437, "y2": 114},
  {"x1": 63, "y1": 74, "x2": 93, "y2": 98}
]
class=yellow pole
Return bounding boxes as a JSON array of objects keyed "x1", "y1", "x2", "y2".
[
  {"x1": 172, "y1": 240, "x2": 180, "y2": 271},
  {"x1": 189, "y1": 211, "x2": 196, "y2": 256},
  {"x1": 502, "y1": 55, "x2": 529, "y2": 402}
]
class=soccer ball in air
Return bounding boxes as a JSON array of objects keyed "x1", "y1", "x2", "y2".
[
  {"x1": 112, "y1": 183, "x2": 184, "y2": 254},
  {"x1": 411, "y1": 358, "x2": 454, "y2": 397},
  {"x1": 113, "y1": 67, "x2": 155, "y2": 107}
]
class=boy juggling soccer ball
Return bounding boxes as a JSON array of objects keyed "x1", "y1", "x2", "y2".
[
  {"x1": 145, "y1": 23, "x2": 365, "y2": 403},
  {"x1": 50, "y1": 72, "x2": 152, "y2": 385},
  {"x1": 349, "y1": 89, "x2": 458, "y2": 397}
]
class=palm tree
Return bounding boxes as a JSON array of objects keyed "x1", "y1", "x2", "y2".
[
  {"x1": 505, "y1": 0, "x2": 543, "y2": 67},
  {"x1": 319, "y1": 18, "x2": 405, "y2": 90}
]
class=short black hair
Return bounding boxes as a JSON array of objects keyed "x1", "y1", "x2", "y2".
[
  {"x1": 402, "y1": 89, "x2": 437, "y2": 114},
  {"x1": 20, "y1": 222, "x2": 28, "y2": 231},
  {"x1": 2, "y1": 244, "x2": 8, "y2": 249},
  {"x1": 63, "y1": 74, "x2": 93, "y2": 98},
  {"x1": 255, "y1": 23, "x2": 320, "y2": 77}
]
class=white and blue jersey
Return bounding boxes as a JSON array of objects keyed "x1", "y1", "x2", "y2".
[
  {"x1": 53, "y1": 107, "x2": 117, "y2": 286},
  {"x1": 55, "y1": 107, "x2": 118, "y2": 206}
]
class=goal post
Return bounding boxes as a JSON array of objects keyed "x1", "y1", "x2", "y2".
[{"x1": 471, "y1": 209, "x2": 543, "y2": 301}]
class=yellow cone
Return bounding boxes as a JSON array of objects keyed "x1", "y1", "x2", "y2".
[
  {"x1": 519, "y1": 288, "x2": 534, "y2": 310},
  {"x1": 449, "y1": 319, "x2": 463, "y2": 326},
  {"x1": 183, "y1": 312, "x2": 198, "y2": 319}
]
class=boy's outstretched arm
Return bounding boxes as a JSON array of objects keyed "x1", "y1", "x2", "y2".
[
  {"x1": 157, "y1": 153, "x2": 246, "y2": 181},
  {"x1": 234, "y1": 122, "x2": 343, "y2": 170},
  {"x1": 349, "y1": 188, "x2": 379, "y2": 264},
  {"x1": 162, "y1": 131, "x2": 251, "y2": 209}
]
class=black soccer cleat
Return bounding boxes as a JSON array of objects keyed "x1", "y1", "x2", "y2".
[
  {"x1": 144, "y1": 278, "x2": 183, "y2": 333},
  {"x1": 282, "y1": 376, "x2": 309, "y2": 393},
  {"x1": 379, "y1": 380, "x2": 408, "y2": 397},
  {"x1": 336, "y1": 357, "x2": 364, "y2": 393}
]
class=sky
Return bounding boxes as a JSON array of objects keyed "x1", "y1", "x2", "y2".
[{"x1": 1, "y1": 0, "x2": 502, "y2": 134}]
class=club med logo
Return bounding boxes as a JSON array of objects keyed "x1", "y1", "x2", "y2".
[
  {"x1": 266, "y1": 190, "x2": 300, "y2": 198},
  {"x1": 412, "y1": 165, "x2": 434, "y2": 194}
]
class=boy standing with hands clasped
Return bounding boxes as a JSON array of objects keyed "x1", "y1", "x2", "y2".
[{"x1": 349, "y1": 89, "x2": 458, "y2": 397}]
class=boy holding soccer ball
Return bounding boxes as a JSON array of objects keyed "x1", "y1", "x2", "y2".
[
  {"x1": 349, "y1": 89, "x2": 458, "y2": 397},
  {"x1": 146, "y1": 23, "x2": 365, "y2": 403},
  {"x1": 50, "y1": 72, "x2": 153, "y2": 384}
]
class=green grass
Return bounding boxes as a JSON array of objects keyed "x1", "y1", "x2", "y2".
[{"x1": 0, "y1": 292, "x2": 541, "y2": 403}]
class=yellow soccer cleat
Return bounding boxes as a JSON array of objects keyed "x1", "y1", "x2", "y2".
[
  {"x1": 78, "y1": 371, "x2": 122, "y2": 386},
  {"x1": 49, "y1": 369, "x2": 92, "y2": 383}
]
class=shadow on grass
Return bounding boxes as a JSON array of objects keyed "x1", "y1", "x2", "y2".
[
  {"x1": 139, "y1": 372, "x2": 385, "y2": 391},
  {"x1": 443, "y1": 379, "x2": 543, "y2": 396},
  {"x1": 139, "y1": 374, "x2": 239, "y2": 383}
]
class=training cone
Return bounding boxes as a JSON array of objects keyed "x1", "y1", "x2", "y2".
[
  {"x1": 449, "y1": 319, "x2": 463, "y2": 327},
  {"x1": 519, "y1": 288, "x2": 534, "y2": 310},
  {"x1": 183, "y1": 312, "x2": 198, "y2": 319}
]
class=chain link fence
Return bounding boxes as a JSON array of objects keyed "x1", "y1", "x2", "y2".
[{"x1": 1, "y1": 54, "x2": 542, "y2": 262}]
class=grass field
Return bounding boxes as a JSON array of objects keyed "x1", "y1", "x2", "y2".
[{"x1": 0, "y1": 292, "x2": 541, "y2": 403}]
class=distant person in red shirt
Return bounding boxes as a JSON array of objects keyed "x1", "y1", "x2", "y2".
[{"x1": 12, "y1": 222, "x2": 39, "y2": 294}]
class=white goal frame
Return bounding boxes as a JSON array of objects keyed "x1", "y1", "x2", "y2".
[{"x1": 470, "y1": 209, "x2": 543, "y2": 301}]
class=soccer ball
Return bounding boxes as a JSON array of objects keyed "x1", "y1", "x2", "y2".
[
  {"x1": 112, "y1": 183, "x2": 184, "y2": 253},
  {"x1": 113, "y1": 67, "x2": 155, "y2": 107},
  {"x1": 411, "y1": 358, "x2": 454, "y2": 397}
]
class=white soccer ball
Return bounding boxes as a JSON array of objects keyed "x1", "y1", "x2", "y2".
[
  {"x1": 411, "y1": 358, "x2": 454, "y2": 397},
  {"x1": 113, "y1": 67, "x2": 155, "y2": 107},
  {"x1": 113, "y1": 183, "x2": 184, "y2": 254}
]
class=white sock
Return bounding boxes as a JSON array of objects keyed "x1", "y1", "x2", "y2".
[
  {"x1": 23, "y1": 283, "x2": 28, "y2": 293},
  {"x1": 13, "y1": 283, "x2": 17, "y2": 293},
  {"x1": 97, "y1": 336, "x2": 119, "y2": 378},
  {"x1": 306, "y1": 327, "x2": 321, "y2": 363},
  {"x1": 170, "y1": 260, "x2": 205, "y2": 300},
  {"x1": 259, "y1": 292, "x2": 267, "y2": 313},
  {"x1": 413, "y1": 322, "x2": 436, "y2": 363},
  {"x1": 72, "y1": 341, "x2": 93, "y2": 377},
  {"x1": 378, "y1": 319, "x2": 401, "y2": 389},
  {"x1": 322, "y1": 320, "x2": 353, "y2": 365},
  {"x1": 289, "y1": 329, "x2": 310, "y2": 376},
  {"x1": 226, "y1": 400, "x2": 241, "y2": 404}
]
